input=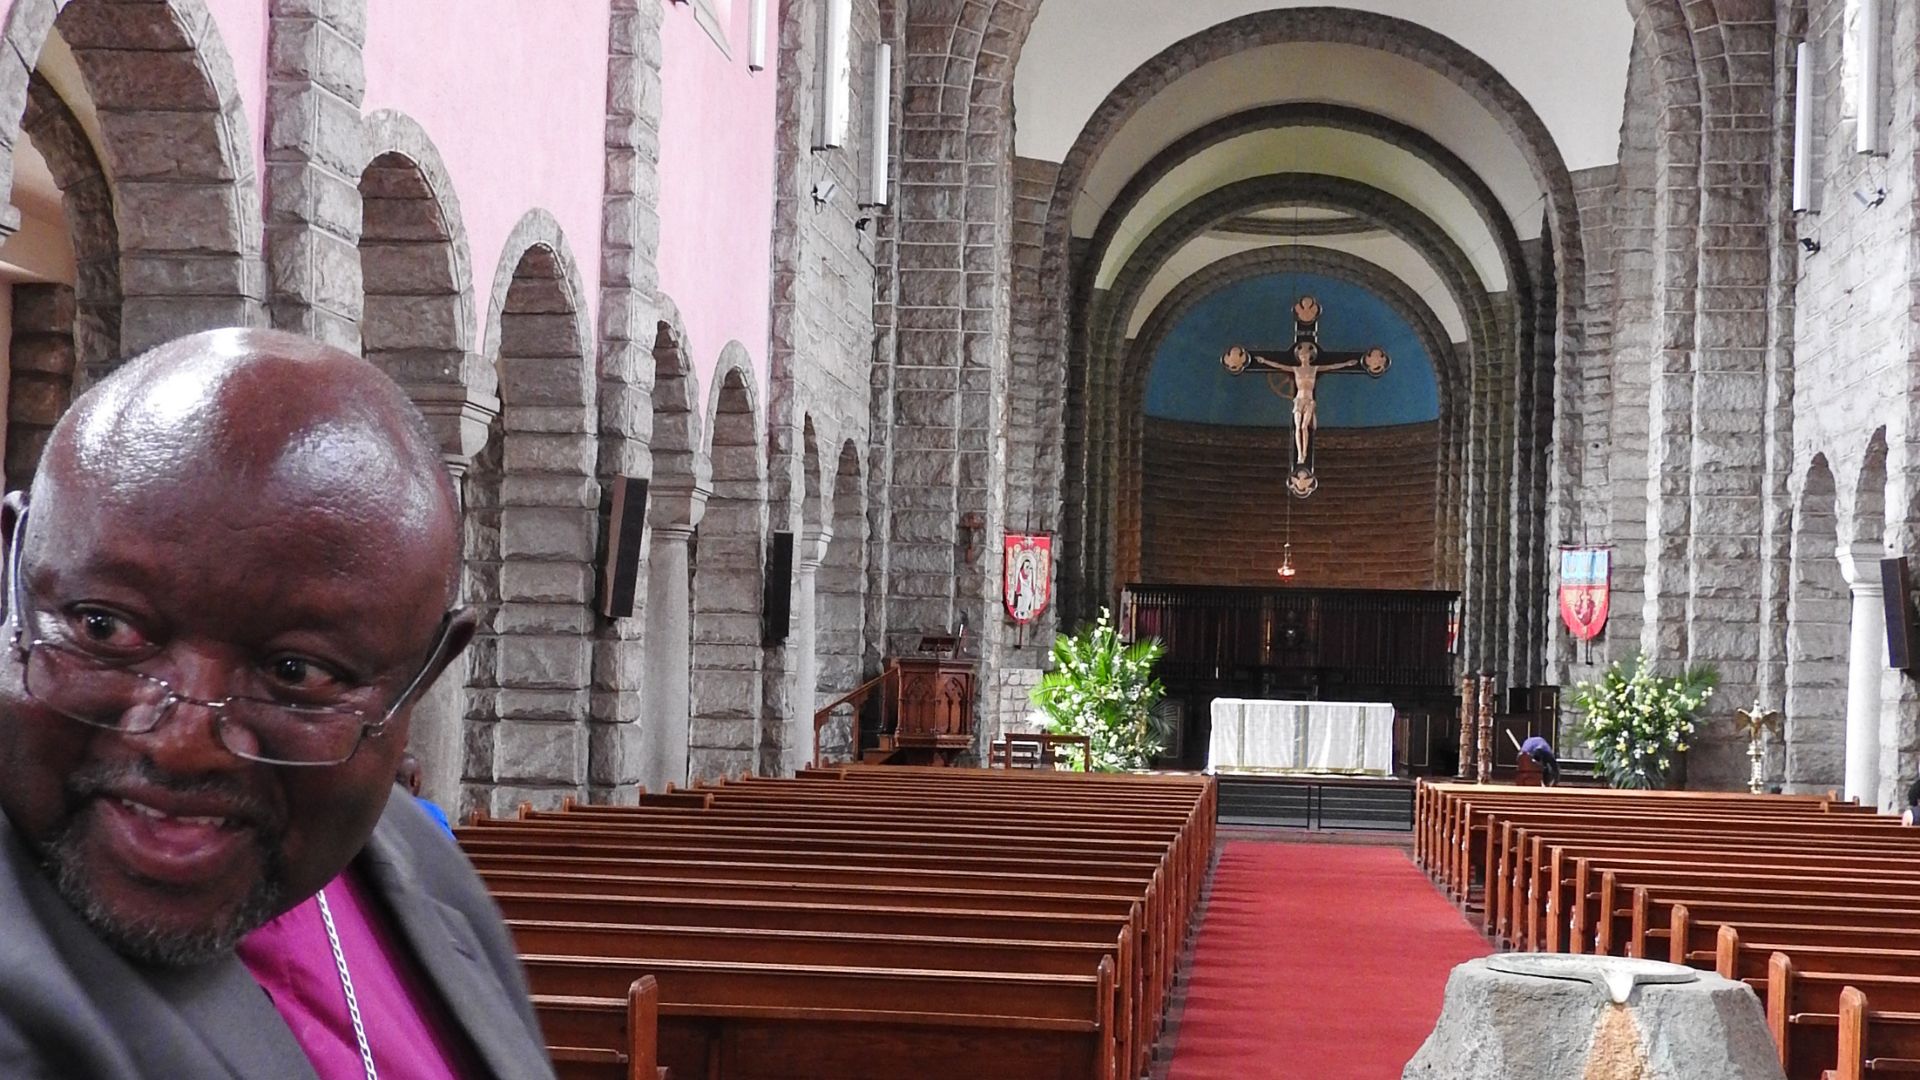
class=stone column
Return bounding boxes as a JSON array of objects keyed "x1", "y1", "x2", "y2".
[
  {"x1": 789, "y1": 527, "x2": 831, "y2": 770},
  {"x1": 1836, "y1": 544, "x2": 1886, "y2": 805},
  {"x1": 640, "y1": 522, "x2": 695, "y2": 791}
]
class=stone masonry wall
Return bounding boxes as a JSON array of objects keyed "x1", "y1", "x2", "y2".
[
  {"x1": 1790, "y1": 0, "x2": 1919, "y2": 806},
  {"x1": 1138, "y1": 419, "x2": 1440, "y2": 590},
  {"x1": 764, "y1": 0, "x2": 884, "y2": 771}
]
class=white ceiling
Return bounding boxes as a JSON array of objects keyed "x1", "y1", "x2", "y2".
[
  {"x1": 1094, "y1": 125, "x2": 1511, "y2": 294},
  {"x1": 1016, "y1": 0, "x2": 1635, "y2": 172},
  {"x1": 1070, "y1": 42, "x2": 1547, "y2": 244},
  {"x1": 1126, "y1": 231, "x2": 1469, "y2": 344}
]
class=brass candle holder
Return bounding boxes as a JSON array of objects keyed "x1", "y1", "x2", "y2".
[{"x1": 1734, "y1": 701, "x2": 1781, "y2": 795}]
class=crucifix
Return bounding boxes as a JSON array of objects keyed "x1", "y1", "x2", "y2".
[{"x1": 1220, "y1": 295, "x2": 1390, "y2": 498}]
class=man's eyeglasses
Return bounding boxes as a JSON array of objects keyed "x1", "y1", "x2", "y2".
[{"x1": 4, "y1": 508, "x2": 459, "y2": 767}]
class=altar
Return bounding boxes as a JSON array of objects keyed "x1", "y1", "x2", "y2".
[{"x1": 1207, "y1": 698, "x2": 1396, "y2": 776}]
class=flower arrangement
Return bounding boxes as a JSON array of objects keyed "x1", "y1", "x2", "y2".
[
  {"x1": 1572, "y1": 655, "x2": 1718, "y2": 790},
  {"x1": 1029, "y1": 609, "x2": 1168, "y2": 771}
]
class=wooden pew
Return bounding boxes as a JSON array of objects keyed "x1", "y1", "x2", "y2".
[
  {"x1": 535, "y1": 975, "x2": 662, "y2": 1080},
  {"x1": 1580, "y1": 865, "x2": 1920, "y2": 958},
  {"x1": 1767, "y1": 954, "x2": 1920, "y2": 1080},
  {"x1": 507, "y1": 915, "x2": 1137, "y2": 1076},
  {"x1": 1716, "y1": 927, "x2": 1920, "y2": 985},
  {"x1": 463, "y1": 811, "x2": 1180, "y2": 1063},
  {"x1": 1421, "y1": 785, "x2": 1871, "y2": 904},
  {"x1": 1499, "y1": 827, "x2": 1920, "y2": 950},
  {"x1": 1664, "y1": 904, "x2": 1920, "y2": 967},
  {"x1": 490, "y1": 768, "x2": 1205, "y2": 1080},
  {"x1": 1834, "y1": 986, "x2": 1920, "y2": 1080},
  {"x1": 524, "y1": 955, "x2": 1119, "y2": 1080}
]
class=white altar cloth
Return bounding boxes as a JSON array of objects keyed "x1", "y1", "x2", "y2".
[{"x1": 1207, "y1": 698, "x2": 1395, "y2": 775}]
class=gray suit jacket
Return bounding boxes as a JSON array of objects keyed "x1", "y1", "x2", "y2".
[{"x1": 0, "y1": 789, "x2": 557, "y2": 1080}]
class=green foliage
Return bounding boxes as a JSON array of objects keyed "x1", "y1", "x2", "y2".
[
  {"x1": 1572, "y1": 655, "x2": 1718, "y2": 790},
  {"x1": 1028, "y1": 609, "x2": 1168, "y2": 771}
]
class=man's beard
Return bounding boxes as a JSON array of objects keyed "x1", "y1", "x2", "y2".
[{"x1": 40, "y1": 760, "x2": 288, "y2": 968}]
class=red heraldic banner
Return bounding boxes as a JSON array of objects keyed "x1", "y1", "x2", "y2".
[
  {"x1": 1004, "y1": 533, "x2": 1053, "y2": 624},
  {"x1": 1558, "y1": 547, "x2": 1611, "y2": 641}
]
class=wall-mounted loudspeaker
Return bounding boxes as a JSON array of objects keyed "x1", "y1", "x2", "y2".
[
  {"x1": 1881, "y1": 556, "x2": 1917, "y2": 671},
  {"x1": 763, "y1": 531, "x2": 795, "y2": 645},
  {"x1": 597, "y1": 476, "x2": 649, "y2": 619}
]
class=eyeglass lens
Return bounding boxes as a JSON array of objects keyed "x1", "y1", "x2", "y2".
[{"x1": 22, "y1": 644, "x2": 369, "y2": 766}]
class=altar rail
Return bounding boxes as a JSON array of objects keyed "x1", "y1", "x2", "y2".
[{"x1": 1122, "y1": 584, "x2": 1458, "y2": 691}]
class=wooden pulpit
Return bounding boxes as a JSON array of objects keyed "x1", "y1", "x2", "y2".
[{"x1": 888, "y1": 656, "x2": 977, "y2": 765}]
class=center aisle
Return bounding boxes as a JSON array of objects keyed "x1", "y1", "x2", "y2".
[{"x1": 1167, "y1": 840, "x2": 1490, "y2": 1079}]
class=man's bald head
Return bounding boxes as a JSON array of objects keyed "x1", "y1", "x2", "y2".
[
  {"x1": 0, "y1": 328, "x2": 477, "y2": 967},
  {"x1": 31, "y1": 328, "x2": 460, "y2": 603}
]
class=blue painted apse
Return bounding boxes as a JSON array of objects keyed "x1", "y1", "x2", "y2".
[{"x1": 1144, "y1": 272, "x2": 1440, "y2": 428}]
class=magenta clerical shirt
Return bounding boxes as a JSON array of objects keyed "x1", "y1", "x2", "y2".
[{"x1": 237, "y1": 868, "x2": 480, "y2": 1080}]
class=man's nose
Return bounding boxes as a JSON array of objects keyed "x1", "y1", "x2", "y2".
[{"x1": 124, "y1": 652, "x2": 258, "y2": 767}]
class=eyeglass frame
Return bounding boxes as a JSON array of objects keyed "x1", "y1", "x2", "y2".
[{"x1": 3, "y1": 503, "x2": 464, "y2": 767}]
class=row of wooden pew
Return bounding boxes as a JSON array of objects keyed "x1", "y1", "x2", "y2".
[
  {"x1": 1415, "y1": 782, "x2": 1920, "y2": 1080},
  {"x1": 460, "y1": 765, "x2": 1216, "y2": 1080}
]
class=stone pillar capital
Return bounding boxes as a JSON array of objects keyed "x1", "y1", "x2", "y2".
[
  {"x1": 1836, "y1": 543, "x2": 1886, "y2": 594},
  {"x1": 795, "y1": 525, "x2": 832, "y2": 572},
  {"x1": 407, "y1": 381, "x2": 499, "y2": 479},
  {"x1": 648, "y1": 476, "x2": 712, "y2": 532}
]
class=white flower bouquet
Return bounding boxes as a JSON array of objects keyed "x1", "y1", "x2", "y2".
[
  {"x1": 1572, "y1": 655, "x2": 1717, "y2": 790},
  {"x1": 1029, "y1": 608, "x2": 1168, "y2": 771}
]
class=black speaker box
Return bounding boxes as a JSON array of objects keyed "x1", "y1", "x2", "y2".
[
  {"x1": 597, "y1": 476, "x2": 649, "y2": 619},
  {"x1": 1881, "y1": 556, "x2": 1916, "y2": 671},
  {"x1": 763, "y1": 530, "x2": 795, "y2": 645}
]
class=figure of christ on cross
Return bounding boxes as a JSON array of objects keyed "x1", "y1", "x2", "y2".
[{"x1": 1220, "y1": 295, "x2": 1390, "y2": 498}]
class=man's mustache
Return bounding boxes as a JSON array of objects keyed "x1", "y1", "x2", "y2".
[{"x1": 65, "y1": 758, "x2": 283, "y2": 835}]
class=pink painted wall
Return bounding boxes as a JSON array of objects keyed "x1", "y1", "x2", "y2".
[
  {"x1": 0, "y1": 0, "x2": 778, "y2": 423},
  {"x1": 656, "y1": 0, "x2": 778, "y2": 422},
  {"x1": 0, "y1": 0, "x2": 611, "y2": 359},
  {"x1": 361, "y1": 1, "x2": 610, "y2": 350}
]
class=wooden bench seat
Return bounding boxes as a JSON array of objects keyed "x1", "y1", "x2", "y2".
[
  {"x1": 1768, "y1": 956, "x2": 1920, "y2": 1079},
  {"x1": 534, "y1": 976, "x2": 660, "y2": 1080},
  {"x1": 507, "y1": 914, "x2": 1138, "y2": 1075},
  {"x1": 1664, "y1": 905, "x2": 1920, "y2": 966},
  {"x1": 1835, "y1": 988, "x2": 1920, "y2": 1080},
  {"x1": 531, "y1": 958, "x2": 1116, "y2": 1080},
  {"x1": 487, "y1": 768, "x2": 1209, "y2": 1080},
  {"x1": 1495, "y1": 829, "x2": 1920, "y2": 949},
  {"x1": 1580, "y1": 866, "x2": 1920, "y2": 957}
]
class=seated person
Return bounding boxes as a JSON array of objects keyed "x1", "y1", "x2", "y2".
[
  {"x1": 0, "y1": 329, "x2": 556, "y2": 1078},
  {"x1": 397, "y1": 751, "x2": 456, "y2": 837},
  {"x1": 1905, "y1": 775, "x2": 1919, "y2": 826},
  {"x1": 1518, "y1": 735, "x2": 1561, "y2": 787}
]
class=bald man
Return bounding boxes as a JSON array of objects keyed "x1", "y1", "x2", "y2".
[{"x1": 0, "y1": 330, "x2": 555, "y2": 1079}]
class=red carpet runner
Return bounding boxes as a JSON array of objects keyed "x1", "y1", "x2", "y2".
[{"x1": 1167, "y1": 841, "x2": 1490, "y2": 1080}]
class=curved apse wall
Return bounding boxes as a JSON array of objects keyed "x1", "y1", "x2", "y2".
[
  {"x1": 1144, "y1": 271, "x2": 1439, "y2": 429},
  {"x1": 1136, "y1": 271, "x2": 1440, "y2": 590}
]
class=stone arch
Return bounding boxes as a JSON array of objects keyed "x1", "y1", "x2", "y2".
[
  {"x1": 1848, "y1": 429, "x2": 1890, "y2": 550},
  {"x1": 688, "y1": 347, "x2": 768, "y2": 781},
  {"x1": 638, "y1": 298, "x2": 707, "y2": 791},
  {"x1": 1091, "y1": 172, "x2": 1503, "y2": 651},
  {"x1": 816, "y1": 439, "x2": 867, "y2": 761},
  {"x1": 462, "y1": 213, "x2": 598, "y2": 811},
  {"x1": 356, "y1": 110, "x2": 486, "y2": 474},
  {"x1": 1784, "y1": 455, "x2": 1847, "y2": 792},
  {"x1": 5, "y1": 73, "x2": 119, "y2": 490},
  {"x1": 1084, "y1": 102, "x2": 1530, "y2": 309},
  {"x1": 0, "y1": 0, "x2": 265, "y2": 355},
  {"x1": 760, "y1": 414, "x2": 827, "y2": 776}
]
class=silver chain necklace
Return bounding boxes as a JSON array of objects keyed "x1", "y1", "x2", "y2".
[{"x1": 315, "y1": 887, "x2": 381, "y2": 1080}]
